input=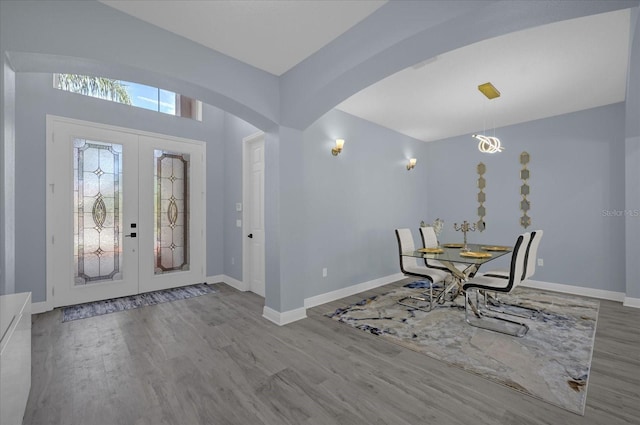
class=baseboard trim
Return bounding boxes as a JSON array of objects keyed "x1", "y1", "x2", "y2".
[
  {"x1": 260, "y1": 272, "x2": 404, "y2": 326},
  {"x1": 304, "y1": 272, "x2": 405, "y2": 309},
  {"x1": 31, "y1": 301, "x2": 52, "y2": 314},
  {"x1": 206, "y1": 274, "x2": 224, "y2": 284},
  {"x1": 207, "y1": 274, "x2": 249, "y2": 292},
  {"x1": 521, "y1": 280, "x2": 626, "y2": 302},
  {"x1": 623, "y1": 297, "x2": 640, "y2": 308},
  {"x1": 262, "y1": 305, "x2": 307, "y2": 326}
]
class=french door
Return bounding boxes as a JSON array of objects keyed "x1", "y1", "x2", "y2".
[{"x1": 46, "y1": 116, "x2": 205, "y2": 307}]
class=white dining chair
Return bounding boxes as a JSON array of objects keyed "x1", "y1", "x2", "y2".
[
  {"x1": 419, "y1": 226, "x2": 468, "y2": 274},
  {"x1": 480, "y1": 230, "x2": 543, "y2": 318},
  {"x1": 482, "y1": 230, "x2": 543, "y2": 282},
  {"x1": 395, "y1": 228, "x2": 449, "y2": 311},
  {"x1": 462, "y1": 232, "x2": 531, "y2": 337}
]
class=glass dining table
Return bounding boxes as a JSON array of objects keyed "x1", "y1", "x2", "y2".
[{"x1": 401, "y1": 242, "x2": 512, "y2": 308}]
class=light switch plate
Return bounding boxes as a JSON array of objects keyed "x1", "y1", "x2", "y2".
[
  {"x1": 236, "y1": 203, "x2": 242, "y2": 212},
  {"x1": 236, "y1": 219, "x2": 242, "y2": 227}
]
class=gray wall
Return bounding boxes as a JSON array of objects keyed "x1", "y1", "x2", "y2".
[
  {"x1": 0, "y1": 60, "x2": 16, "y2": 295},
  {"x1": 425, "y1": 103, "x2": 626, "y2": 292},
  {"x1": 626, "y1": 7, "x2": 640, "y2": 140},
  {"x1": 266, "y1": 126, "x2": 307, "y2": 312},
  {"x1": 625, "y1": 8, "x2": 640, "y2": 299},
  {"x1": 14, "y1": 72, "x2": 226, "y2": 302},
  {"x1": 301, "y1": 109, "x2": 429, "y2": 299}
]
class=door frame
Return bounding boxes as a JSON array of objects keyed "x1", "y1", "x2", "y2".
[
  {"x1": 45, "y1": 115, "x2": 206, "y2": 307},
  {"x1": 242, "y1": 131, "x2": 265, "y2": 296}
]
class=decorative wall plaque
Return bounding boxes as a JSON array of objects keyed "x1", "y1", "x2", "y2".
[
  {"x1": 520, "y1": 152, "x2": 531, "y2": 228},
  {"x1": 477, "y1": 162, "x2": 486, "y2": 232}
]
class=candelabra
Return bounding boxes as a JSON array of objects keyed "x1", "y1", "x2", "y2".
[
  {"x1": 454, "y1": 220, "x2": 477, "y2": 251},
  {"x1": 432, "y1": 218, "x2": 444, "y2": 237}
]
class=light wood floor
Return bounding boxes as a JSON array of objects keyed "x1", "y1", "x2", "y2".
[{"x1": 24, "y1": 280, "x2": 640, "y2": 425}]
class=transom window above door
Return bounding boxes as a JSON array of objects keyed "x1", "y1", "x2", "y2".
[{"x1": 53, "y1": 74, "x2": 202, "y2": 121}]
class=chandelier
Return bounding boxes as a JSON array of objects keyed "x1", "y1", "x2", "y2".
[
  {"x1": 474, "y1": 82, "x2": 503, "y2": 154},
  {"x1": 473, "y1": 134, "x2": 503, "y2": 153}
]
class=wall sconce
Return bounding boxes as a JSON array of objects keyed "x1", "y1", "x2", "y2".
[
  {"x1": 406, "y1": 158, "x2": 417, "y2": 170},
  {"x1": 331, "y1": 139, "x2": 345, "y2": 156}
]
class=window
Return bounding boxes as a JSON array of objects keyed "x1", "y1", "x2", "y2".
[{"x1": 54, "y1": 74, "x2": 202, "y2": 121}]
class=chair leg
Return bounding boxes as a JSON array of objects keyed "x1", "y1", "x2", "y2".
[
  {"x1": 398, "y1": 281, "x2": 441, "y2": 312},
  {"x1": 398, "y1": 295, "x2": 432, "y2": 312},
  {"x1": 464, "y1": 290, "x2": 481, "y2": 319},
  {"x1": 438, "y1": 279, "x2": 459, "y2": 303},
  {"x1": 465, "y1": 289, "x2": 529, "y2": 337},
  {"x1": 482, "y1": 291, "x2": 540, "y2": 319}
]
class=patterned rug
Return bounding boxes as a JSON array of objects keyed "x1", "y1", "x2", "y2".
[
  {"x1": 327, "y1": 282, "x2": 599, "y2": 415},
  {"x1": 62, "y1": 283, "x2": 216, "y2": 322}
]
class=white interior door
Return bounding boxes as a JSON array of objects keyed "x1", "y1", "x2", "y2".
[
  {"x1": 46, "y1": 116, "x2": 205, "y2": 307},
  {"x1": 243, "y1": 133, "x2": 265, "y2": 297}
]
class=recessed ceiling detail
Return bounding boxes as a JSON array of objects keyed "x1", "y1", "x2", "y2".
[{"x1": 337, "y1": 8, "x2": 630, "y2": 143}]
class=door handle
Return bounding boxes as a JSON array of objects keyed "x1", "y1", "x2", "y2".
[
  {"x1": 125, "y1": 232, "x2": 137, "y2": 238},
  {"x1": 247, "y1": 233, "x2": 253, "y2": 239}
]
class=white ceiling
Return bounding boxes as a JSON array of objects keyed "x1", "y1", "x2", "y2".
[
  {"x1": 100, "y1": 0, "x2": 386, "y2": 76},
  {"x1": 100, "y1": 1, "x2": 631, "y2": 143}
]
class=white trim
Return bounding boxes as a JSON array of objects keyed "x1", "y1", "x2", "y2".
[
  {"x1": 205, "y1": 274, "x2": 225, "y2": 284},
  {"x1": 262, "y1": 305, "x2": 307, "y2": 326},
  {"x1": 31, "y1": 301, "x2": 52, "y2": 315},
  {"x1": 206, "y1": 274, "x2": 249, "y2": 292},
  {"x1": 623, "y1": 297, "x2": 640, "y2": 308},
  {"x1": 259, "y1": 273, "x2": 410, "y2": 325},
  {"x1": 45, "y1": 115, "x2": 205, "y2": 146},
  {"x1": 520, "y1": 280, "x2": 625, "y2": 302},
  {"x1": 304, "y1": 272, "x2": 405, "y2": 308}
]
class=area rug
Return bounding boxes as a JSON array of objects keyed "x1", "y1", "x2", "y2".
[
  {"x1": 327, "y1": 283, "x2": 599, "y2": 415},
  {"x1": 62, "y1": 283, "x2": 216, "y2": 322}
]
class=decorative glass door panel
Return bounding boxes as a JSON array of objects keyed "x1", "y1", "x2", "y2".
[
  {"x1": 73, "y1": 139, "x2": 123, "y2": 285},
  {"x1": 154, "y1": 149, "x2": 190, "y2": 274},
  {"x1": 48, "y1": 117, "x2": 205, "y2": 307},
  {"x1": 137, "y1": 135, "x2": 204, "y2": 294},
  {"x1": 48, "y1": 117, "x2": 139, "y2": 307}
]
